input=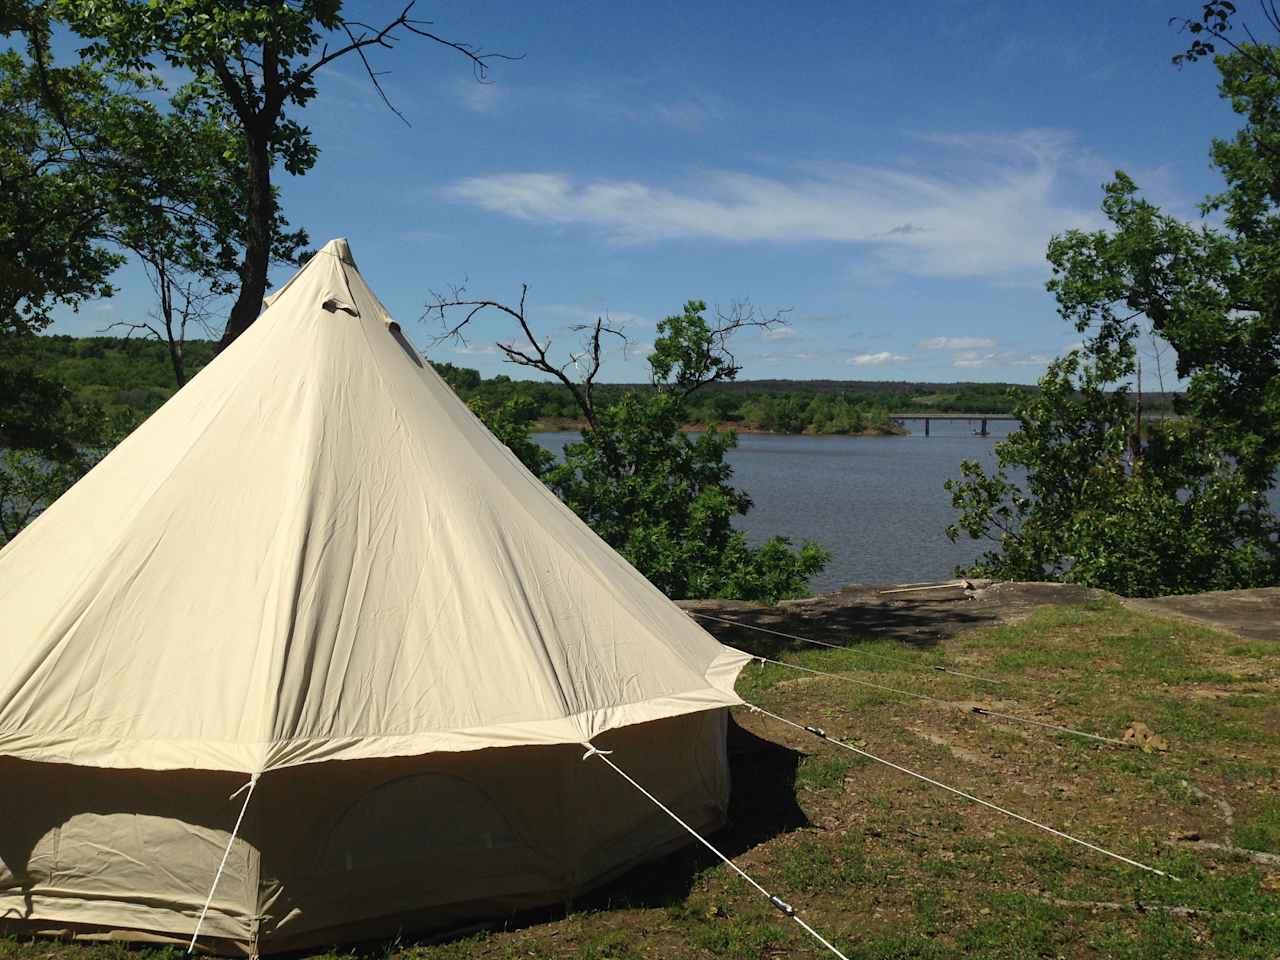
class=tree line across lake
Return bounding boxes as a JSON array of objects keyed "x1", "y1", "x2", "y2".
[{"x1": 13, "y1": 332, "x2": 1183, "y2": 438}]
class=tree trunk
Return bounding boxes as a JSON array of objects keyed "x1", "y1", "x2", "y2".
[
  {"x1": 218, "y1": 131, "x2": 273, "y2": 350},
  {"x1": 168, "y1": 337, "x2": 186, "y2": 388}
]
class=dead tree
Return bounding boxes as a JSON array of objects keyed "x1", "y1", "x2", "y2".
[
  {"x1": 107, "y1": 252, "x2": 219, "y2": 388},
  {"x1": 423, "y1": 285, "x2": 785, "y2": 430}
]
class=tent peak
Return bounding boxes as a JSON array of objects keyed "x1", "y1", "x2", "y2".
[{"x1": 317, "y1": 237, "x2": 356, "y2": 267}]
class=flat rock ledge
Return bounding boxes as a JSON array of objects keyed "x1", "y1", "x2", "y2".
[{"x1": 679, "y1": 580, "x2": 1277, "y2": 645}]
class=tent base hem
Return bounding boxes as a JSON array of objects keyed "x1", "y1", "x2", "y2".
[{"x1": 0, "y1": 808, "x2": 728, "y2": 957}]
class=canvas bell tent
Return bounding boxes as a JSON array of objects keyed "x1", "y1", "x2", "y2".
[{"x1": 0, "y1": 240, "x2": 752, "y2": 955}]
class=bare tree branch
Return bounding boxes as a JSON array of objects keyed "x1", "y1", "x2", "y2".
[
  {"x1": 291, "y1": 2, "x2": 524, "y2": 125},
  {"x1": 425, "y1": 283, "x2": 610, "y2": 430}
]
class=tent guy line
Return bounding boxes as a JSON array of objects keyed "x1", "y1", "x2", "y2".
[
  {"x1": 741, "y1": 703, "x2": 1179, "y2": 880},
  {"x1": 188, "y1": 774, "x2": 259, "y2": 954},
  {"x1": 583, "y1": 744, "x2": 852, "y2": 960},
  {"x1": 743, "y1": 652, "x2": 1130, "y2": 747},
  {"x1": 689, "y1": 612, "x2": 1005, "y2": 684}
]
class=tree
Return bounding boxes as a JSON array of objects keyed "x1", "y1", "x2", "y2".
[
  {"x1": 3, "y1": 3, "x2": 312, "y2": 394},
  {"x1": 945, "y1": 342, "x2": 1278, "y2": 596},
  {"x1": 945, "y1": 40, "x2": 1280, "y2": 595},
  {"x1": 59, "y1": 0, "x2": 512, "y2": 348},
  {"x1": 428, "y1": 293, "x2": 829, "y2": 603},
  {"x1": 0, "y1": 10, "x2": 124, "y2": 336},
  {"x1": 0, "y1": 409, "x2": 132, "y2": 546},
  {"x1": 464, "y1": 394, "x2": 554, "y2": 478}
]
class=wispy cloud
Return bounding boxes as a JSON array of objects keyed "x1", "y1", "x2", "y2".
[
  {"x1": 849, "y1": 351, "x2": 910, "y2": 366},
  {"x1": 952, "y1": 349, "x2": 1052, "y2": 368},
  {"x1": 761, "y1": 326, "x2": 796, "y2": 341},
  {"x1": 452, "y1": 77, "x2": 505, "y2": 113},
  {"x1": 541, "y1": 303, "x2": 653, "y2": 330},
  {"x1": 761, "y1": 350, "x2": 819, "y2": 363},
  {"x1": 649, "y1": 93, "x2": 726, "y2": 131},
  {"x1": 445, "y1": 129, "x2": 1104, "y2": 279},
  {"x1": 917, "y1": 335, "x2": 996, "y2": 350}
]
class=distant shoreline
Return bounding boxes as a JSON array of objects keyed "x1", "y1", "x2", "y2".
[{"x1": 530, "y1": 418, "x2": 909, "y2": 438}]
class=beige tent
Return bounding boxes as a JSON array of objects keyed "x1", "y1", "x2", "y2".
[{"x1": 0, "y1": 240, "x2": 752, "y2": 954}]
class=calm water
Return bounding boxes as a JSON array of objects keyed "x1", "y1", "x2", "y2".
[{"x1": 536, "y1": 419, "x2": 1017, "y2": 593}]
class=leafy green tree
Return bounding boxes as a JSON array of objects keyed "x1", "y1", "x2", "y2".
[
  {"x1": 0, "y1": 406, "x2": 132, "y2": 546},
  {"x1": 946, "y1": 41, "x2": 1280, "y2": 596},
  {"x1": 0, "y1": 10, "x2": 123, "y2": 335},
  {"x1": 428, "y1": 294, "x2": 829, "y2": 603},
  {"x1": 945, "y1": 343, "x2": 1278, "y2": 596},
  {"x1": 2, "y1": 3, "x2": 310, "y2": 387},
  {"x1": 466, "y1": 394, "x2": 553, "y2": 477},
  {"x1": 59, "y1": 0, "x2": 510, "y2": 348}
]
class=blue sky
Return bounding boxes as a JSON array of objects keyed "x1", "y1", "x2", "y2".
[{"x1": 54, "y1": 0, "x2": 1238, "y2": 383}]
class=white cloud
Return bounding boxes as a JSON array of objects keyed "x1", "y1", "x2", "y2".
[
  {"x1": 761, "y1": 350, "x2": 818, "y2": 363},
  {"x1": 445, "y1": 130, "x2": 1104, "y2": 279},
  {"x1": 761, "y1": 326, "x2": 796, "y2": 341},
  {"x1": 453, "y1": 78, "x2": 504, "y2": 113},
  {"x1": 849, "y1": 351, "x2": 910, "y2": 366},
  {"x1": 623, "y1": 340, "x2": 655, "y2": 360},
  {"x1": 650, "y1": 93, "x2": 726, "y2": 130},
  {"x1": 93, "y1": 303, "x2": 114, "y2": 314},
  {"x1": 916, "y1": 335, "x2": 996, "y2": 350},
  {"x1": 952, "y1": 349, "x2": 1052, "y2": 368},
  {"x1": 449, "y1": 342, "x2": 501, "y2": 356},
  {"x1": 541, "y1": 304, "x2": 653, "y2": 331}
]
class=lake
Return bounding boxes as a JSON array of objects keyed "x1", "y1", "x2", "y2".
[{"x1": 536, "y1": 418, "x2": 1017, "y2": 593}]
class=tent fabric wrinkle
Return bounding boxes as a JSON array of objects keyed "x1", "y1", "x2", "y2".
[
  {"x1": 0, "y1": 237, "x2": 750, "y2": 953},
  {"x1": 0, "y1": 236, "x2": 749, "y2": 774}
]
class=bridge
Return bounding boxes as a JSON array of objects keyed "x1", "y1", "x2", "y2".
[{"x1": 889, "y1": 412, "x2": 1017, "y2": 437}]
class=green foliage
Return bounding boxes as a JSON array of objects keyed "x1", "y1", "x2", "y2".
[
  {"x1": 545, "y1": 302, "x2": 829, "y2": 603},
  {"x1": 946, "y1": 46, "x2": 1280, "y2": 597},
  {"x1": 2, "y1": 335, "x2": 217, "y2": 423},
  {"x1": 0, "y1": 332, "x2": 193, "y2": 545},
  {"x1": 733, "y1": 392, "x2": 901, "y2": 435},
  {"x1": 0, "y1": 12, "x2": 124, "y2": 333},
  {"x1": 438, "y1": 369, "x2": 1023, "y2": 435},
  {"x1": 465, "y1": 395, "x2": 553, "y2": 477},
  {"x1": 55, "y1": 0, "x2": 489, "y2": 345},
  {"x1": 0, "y1": 393, "x2": 133, "y2": 546},
  {"x1": 947, "y1": 347, "x2": 1278, "y2": 596}
]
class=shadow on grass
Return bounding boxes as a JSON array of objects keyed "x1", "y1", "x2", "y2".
[{"x1": 691, "y1": 596, "x2": 988, "y2": 654}]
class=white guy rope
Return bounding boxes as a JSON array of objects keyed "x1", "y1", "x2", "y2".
[
  {"x1": 582, "y1": 744, "x2": 851, "y2": 960},
  {"x1": 746, "y1": 652, "x2": 1128, "y2": 747},
  {"x1": 743, "y1": 704, "x2": 1178, "y2": 881},
  {"x1": 690, "y1": 612, "x2": 1003, "y2": 684},
  {"x1": 188, "y1": 774, "x2": 260, "y2": 954}
]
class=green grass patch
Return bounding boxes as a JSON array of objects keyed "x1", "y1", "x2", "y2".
[
  {"x1": 666, "y1": 899, "x2": 786, "y2": 959},
  {"x1": 778, "y1": 835, "x2": 880, "y2": 890},
  {"x1": 795, "y1": 752, "x2": 866, "y2": 791},
  {"x1": 1234, "y1": 797, "x2": 1280, "y2": 854}
]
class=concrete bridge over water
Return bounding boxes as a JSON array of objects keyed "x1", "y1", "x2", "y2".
[{"x1": 889, "y1": 412, "x2": 1017, "y2": 437}]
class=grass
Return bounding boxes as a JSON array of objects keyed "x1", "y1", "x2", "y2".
[
  {"x1": 1235, "y1": 798, "x2": 1280, "y2": 855},
  {"x1": 4, "y1": 601, "x2": 1278, "y2": 960}
]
